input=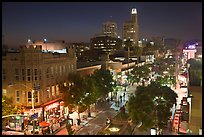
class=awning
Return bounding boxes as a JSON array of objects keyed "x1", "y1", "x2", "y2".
[
  {"x1": 39, "y1": 121, "x2": 50, "y2": 127},
  {"x1": 42, "y1": 98, "x2": 62, "y2": 107}
]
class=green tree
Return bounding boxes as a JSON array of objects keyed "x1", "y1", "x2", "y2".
[
  {"x1": 155, "y1": 75, "x2": 176, "y2": 88},
  {"x1": 124, "y1": 39, "x2": 132, "y2": 69},
  {"x1": 81, "y1": 76, "x2": 99, "y2": 117},
  {"x1": 131, "y1": 65, "x2": 151, "y2": 86},
  {"x1": 2, "y1": 96, "x2": 19, "y2": 116},
  {"x1": 127, "y1": 82, "x2": 177, "y2": 133},
  {"x1": 59, "y1": 73, "x2": 86, "y2": 120},
  {"x1": 91, "y1": 69, "x2": 114, "y2": 99}
]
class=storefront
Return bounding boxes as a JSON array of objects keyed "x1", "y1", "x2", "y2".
[
  {"x1": 23, "y1": 107, "x2": 43, "y2": 122},
  {"x1": 43, "y1": 100, "x2": 66, "y2": 132}
]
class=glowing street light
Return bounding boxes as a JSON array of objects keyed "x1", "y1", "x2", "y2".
[{"x1": 109, "y1": 127, "x2": 120, "y2": 132}]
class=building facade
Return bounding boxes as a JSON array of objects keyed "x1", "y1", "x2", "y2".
[
  {"x1": 103, "y1": 21, "x2": 118, "y2": 38},
  {"x1": 2, "y1": 43, "x2": 76, "y2": 121},
  {"x1": 123, "y1": 8, "x2": 139, "y2": 46},
  {"x1": 90, "y1": 35, "x2": 122, "y2": 52}
]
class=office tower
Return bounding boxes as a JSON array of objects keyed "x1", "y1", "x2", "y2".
[
  {"x1": 103, "y1": 21, "x2": 117, "y2": 38},
  {"x1": 123, "y1": 8, "x2": 139, "y2": 46}
]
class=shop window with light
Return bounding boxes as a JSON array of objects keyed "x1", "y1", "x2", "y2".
[
  {"x1": 27, "y1": 69, "x2": 31, "y2": 81},
  {"x1": 2, "y1": 68, "x2": 6, "y2": 80},
  {"x1": 34, "y1": 69, "x2": 38, "y2": 81},
  {"x1": 28, "y1": 91, "x2": 32, "y2": 103},
  {"x1": 15, "y1": 68, "x2": 19, "y2": 81},
  {"x1": 16, "y1": 91, "x2": 20, "y2": 102}
]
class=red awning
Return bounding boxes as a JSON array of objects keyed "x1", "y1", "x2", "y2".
[
  {"x1": 39, "y1": 121, "x2": 50, "y2": 127},
  {"x1": 42, "y1": 98, "x2": 61, "y2": 107}
]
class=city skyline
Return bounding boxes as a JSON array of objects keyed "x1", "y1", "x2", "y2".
[{"x1": 2, "y1": 2, "x2": 202, "y2": 48}]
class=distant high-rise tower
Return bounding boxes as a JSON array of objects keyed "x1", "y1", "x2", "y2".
[
  {"x1": 123, "y1": 8, "x2": 139, "y2": 46},
  {"x1": 103, "y1": 21, "x2": 117, "y2": 38}
]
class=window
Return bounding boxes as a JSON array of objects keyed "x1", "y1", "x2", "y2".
[
  {"x1": 55, "y1": 66, "x2": 58, "y2": 74},
  {"x1": 56, "y1": 84, "x2": 59, "y2": 96},
  {"x1": 63, "y1": 65, "x2": 66, "y2": 73},
  {"x1": 22, "y1": 69, "x2": 24, "y2": 80},
  {"x1": 52, "y1": 86, "x2": 55, "y2": 97},
  {"x1": 34, "y1": 90, "x2": 39, "y2": 103},
  {"x1": 46, "y1": 68, "x2": 49, "y2": 78},
  {"x1": 2, "y1": 68, "x2": 6, "y2": 80},
  {"x1": 34, "y1": 69, "x2": 37, "y2": 81},
  {"x1": 39, "y1": 69, "x2": 41, "y2": 80},
  {"x1": 27, "y1": 69, "x2": 31, "y2": 81},
  {"x1": 28, "y1": 91, "x2": 32, "y2": 103},
  {"x1": 15, "y1": 68, "x2": 19, "y2": 75},
  {"x1": 71, "y1": 65, "x2": 74, "y2": 71},
  {"x1": 16, "y1": 91, "x2": 20, "y2": 102},
  {"x1": 15, "y1": 69, "x2": 19, "y2": 81},
  {"x1": 34, "y1": 69, "x2": 37, "y2": 75},
  {"x1": 3, "y1": 89, "x2": 6, "y2": 95},
  {"x1": 59, "y1": 66, "x2": 62, "y2": 75},
  {"x1": 46, "y1": 87, "x2": 50, "y2": 98},
  {"x1": 51, "y1": 67, "x2": 54, "y2": 76}
]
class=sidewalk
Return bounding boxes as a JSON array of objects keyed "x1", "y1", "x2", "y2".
[{"x1": 53, "y1": 124, "x2": 66, "y2": 135}]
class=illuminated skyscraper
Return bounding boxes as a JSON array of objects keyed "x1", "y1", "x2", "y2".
[
  {"x1": 123, "y1": 8, "x2": 139, "y2": 46},
  {"x1": 103, "y1": 21, "x2": 117, "y2": 38}
]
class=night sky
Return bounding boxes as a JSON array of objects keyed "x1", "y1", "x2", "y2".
[{"x1": 2, "y1": 2, "x2": 202, "y2": 48}]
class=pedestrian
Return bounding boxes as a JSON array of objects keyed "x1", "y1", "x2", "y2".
[
  {"x1": 5, "y1": 122, "x2": 9, "y2": 130},
  {"x1": 21, "y1": 122, "x2": 24, "y2": 131}
]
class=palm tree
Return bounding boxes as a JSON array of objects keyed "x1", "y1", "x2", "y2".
[{"x1": 124, "y1": 39, "x2": 132, "y2": 69}]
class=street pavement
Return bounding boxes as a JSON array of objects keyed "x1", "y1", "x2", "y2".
[{"x1": 75, "y1": 109, "x2": 118, "y2": 135}]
